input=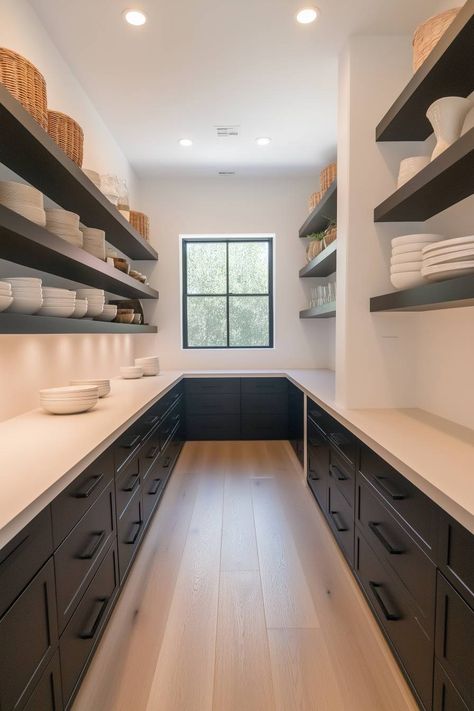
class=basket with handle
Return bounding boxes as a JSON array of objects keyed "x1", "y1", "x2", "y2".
[
  {"x1": 0, "y1": 48, "x2": 48, "y2": 129},
  {"x1": 47, "y1": 110, "x2": 84, "y2": 166}
]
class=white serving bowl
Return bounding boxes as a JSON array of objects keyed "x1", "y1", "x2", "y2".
[
  {"x1": 76, "y1": 288, "x2": 105, "y2": 298},
  {"x1": 41, "y1": 299, "x2": 76, "y2": 307},
  {"x1": 40, "y1": 385, "x2": 99, "y2": 398},
  {"x1": 84, "y1": 303, "x2": 105, "y2": 318},
  {"x1": 120, "y1": 366, "x2": 144, "y2": 379},
  {"x1": 71, "y1": 299, "x2": 88, "y2": 319},
  {"x1": 390, "y1": 272, "x2": 426, "y2": 289},
  {"x1": 7, "y1": 296, "x2": 43, "y2": 314},
  {"x1": 134, "y1": 357, "x2": 160, "y2": 376},
  {"x1": 42, "y1": 287, "x2": 75, "y2": 297},
  {"x1": 390, "y1": 262, "x2": 423, "y2": 274},
  {"x1": 391, "y1": 233, "x2": 443, "y2": 248},
  {"x1": 40, "y1": 398, "x2": 98, "y2": 415},
  {"x1": 0, "y1": 180, "x2": 43, "y2": 206},
  {"x1": 45, "y1": 208, "x2": 80, "y2": 225},
  {"x1": 391, "y1": 251, "x2": 423, "y2": 265},
  {"x1": 69, "y1": 379, "x2": 110, "y2": 398},
  {"x1": 94, "y1": 305, "x2": 117, "y2": 322},
  {"x1": 392, "y1": 243, "x2": 435, "y2": 256},
  {"x1": 397, "y1": 156, "x2": 430, "y2": 188},
  {"x1": 37, "y1": 304, "x2": 76, "y2": 317},
  {"x1": 0, "y1": 294, "x2": 13, "y2": 312}
]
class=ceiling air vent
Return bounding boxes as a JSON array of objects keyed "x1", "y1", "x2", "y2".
[
  {"x1": 215, "y1": 125, "x2": 240, "y2": 138},
  {"x1": 218, "y1": 171, "x2": 236, "y2": 175}
]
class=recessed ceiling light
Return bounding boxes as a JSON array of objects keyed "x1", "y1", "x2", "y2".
[
  {"x1": 123, "y1": 9, "x2": 147, "y2": 26},
  {"x1": 256, "y1": 137, "x2": 271, "y2": 146},
  {"x1": 296, "y1": 7, "x2": 319, "y2": 24},
  {"x1": 178, "y1": 138, "x2": 193, "y2": 147}
]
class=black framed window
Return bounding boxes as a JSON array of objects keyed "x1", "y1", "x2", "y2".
[{"x1": 182, "y1": 237, "x2": 274, "y2": 349}]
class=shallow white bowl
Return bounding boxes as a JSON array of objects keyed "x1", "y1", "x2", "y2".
[
  {"x1": 397, "y1": 156, "x2": 430, "y2": 188},
  {"x1": 71, "y1": 300, "x2": 88, "y2": 319},
  {"x1": 390, "y1": 272, "x2": 426, "y2": 289},
  {"x1": 69, "y1": 380, "x2": 110, "y2": 398},
  {"x1": 0, "y1": 180, "x2": 43, "y2": 206},
  {"x1": 42, "y1": 287, "x2": 75, "y2": 298},
  {"x1": 85, "y1": 303, "x2": 105, "y2": 318},
  {"x1": 390, "y1": 262, "x2": 422, "y2": 274},
  {"x1": 45, "y1": 208, "x2": 80, "y2": 225},
  {"x1": 391, "y1": 252, "x2": 423, "y2": 265},
  {"x1": 391, "y1": 233, "x2": 443, "y2": 248},
  {"x1": 7, "y1": 297, "x2": 43, "y2": 314},
  {"x1": 2, "y1": 277, "x2": 42, "y2": 286},
  {"x1": 40, "y1": 398, "x2": 98, "y2": 415},
  {"x1": 94, "y1": 307, "x2": 117, "y2": 322},
  {"x1": 37, "y1": 304, "x2": 76, "y2": 317},
  {"x1": 40, "y1": 385, "x2": 99, "y2": 398},
  {"x1": 392, "y1": 243, "x2": 435, "y2": 256},
  {"x1": 0, "y1": 294, "x2": 13, "y2": 312},
  {"x1": 76, "y1": 288, "x2": 105, "y2": 297},
  {"x1": 121, "y1": 366, "x2": 144, "y2": 379}
]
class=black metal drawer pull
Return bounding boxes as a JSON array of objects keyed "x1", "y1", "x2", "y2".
[
  {"x1": 162, "y1": 456, "x2": 171, "y2": 469},
  {"x1": 149, "y1": 478, "x2": 162, "y2": 496},
  {"x1": 145, "y1": 415, "x2": 160, "y2": 427},
  {"x1": 309, "y1": 468, "x2": 320, "y2": 480},
  {"x1": 122, "y1": 474, "x2": 139, "y2": 493},
  {"x1": 146, "y1": 447, "x2": 159, "y2": 460},
  {"x1": 74, "y1": 474, "x2": 104, "y2": 499},
  {"x1": 376, "y1": 477, "x2": 406, "y2": 501},
  {"x1": 79, "y1": 597, "x2": 108, "y2": 639},
  {"x1": 78, "y1": 531, "x2": 106, "y2": 560},
  {"x1": 308, "y1": 439, "x2": 321, "y2": 448},
  {"x1": 368, "y1": 522, "x2": 404, "y2": 555},
  {"x1": 369, "y1": 582, "x2": 400, "y2": 621},
  {"x1": 122, "y1": 434, "x2": 141, "y2": 450},
  {"x1": 330, "y1": 465, "x2": 348, "y2": 482},
  {"x1": 125, "y1": 521, "x2": 142, "y2": 545},
  {"x1": 329, "y1": 510, "x2": 348, "y2": 532}
]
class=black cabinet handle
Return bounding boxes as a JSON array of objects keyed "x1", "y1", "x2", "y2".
[
  {"x1": 329, "y1": 510, "x2": 348, "y2": 532},
  {"x1": 162, "y1": 456, "x2": 171, "y2": 469},
  {"x1": 122, "y1": 474, "x2": 139, "y2": 493},
  {"x1": 308, "y1": 467, "x2": 320, "y2": 480},
  {"x1": 145, "y1": 415, "x2": 160, "y2": 427},
  {"x1": 369, "y1": 582, "x2": 400, "y2": 621},
  {"x1": 149, "y1": 478, "x2": 162, "y2": 496},
  {"x1": 368, "y1": 522, "x2": 404, "y2": 555},
  {"x1": 121, "y1": 434, "x2": 141, "y2": 450},
  {"x1": 125, "y1": 521, "x2": 142, "y2": 545},
  {"x1": 79, "y1": 597, "x2": 108, "y2": 639},
  {"x1": 330, "y1": 465, "x2": 348, "y2": 482},
  {"x1": 146, "y1": 447, "x2": 159, "y2": 460},
  {"x1": 74, "y1": 474, "x2": 104, "y2": 499},
  {"x1": 376, "y1": 477, "x2": 406, "y2": 501},
  {"x1": 78, "y1": 531, "x2": 106, "y2": 560},
  {"x1": 308, "y1": 438, "x2": 321, "y2": 448}
]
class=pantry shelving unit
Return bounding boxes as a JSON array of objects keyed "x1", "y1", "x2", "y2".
[
  {"x1": 370, "y1": 274, "x2": 474, "y2": 312},
  {"x1": 0, "y1": 313, "x2": 157, "y2": 334},
  {"x1": 299, "y1": 240, "x2": 337, "y2": 278},
  {"x1": 299, "y1": 302, "x2": 336, "y2": 319},
  {"x1": 299, "y1": 181, "x2": 337, "y2": 238}
]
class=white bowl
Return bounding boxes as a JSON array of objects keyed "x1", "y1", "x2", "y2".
[
  {"x1": 3, "y1": 202, "x2": 47, "y2": 226},
  {"x1": 2, "y1": 277, "x2": 42, "y2": 286},
  {"x1": 85, "y1": 303, "x2": 105, "y2": 318},
  {"x1": 40, "y1": 398, "x2": 98, "y2": 415},
  {"x1": 7, "y1": 296, "x2": 43, "y2": 314},
  {"x1": 71, "y1": 299, "x2": 88, "y2": 319},
  {"x1": 42, "y1": 287, "x2": 75, "y2": 297},
  {"x1": 0, "y1": 294, "x2": 13, "y2": 312},
  {"x1": 397, "y1": 156, "x2": 430, "y2": 188},
  {"x1": 69, "y1": 380, "x2": 110, "y2": 398},
  {"x1": 37, "y1": 304, "x2": 76, "y2": 317},
  {"x1": 392, "y1": 243, "x2": 436, "y2": 256},
  {"x1": 391, "y1": 251, "x2": 423, "y2": 265},
  {"x1": 94, "y1": 306, "x2": 117, "y2": 322},
  {"x1": 40, "y1": 385, "x2": 99, "y2": 398},
  {"x1": 45, "y1": 208, "x2": 80, "y2": 225},
  {"x1": 41, "y1": 299, "x2": 76, "y2": 307},
  {"x1": 390, "y1": 262, "x2": 422, "y2": 274},
  {"x1": 120, "y1": 366, "x2": 144, "y2": 379},
  {"x1": 76, "y1": 288, "x2": 105, "y2": 299},
  {"x1": 390, "y1": 272, "x2": 426, "y2": 289},
  {"x1": 391, "y1": 233, "x2": 443, "y2": 248},
  {"x1": 0, "y1": 283, "x2": 13, "y2": 295},
  {"x1": 0, "y1": 180, "x2": 43, "y2": 207}
]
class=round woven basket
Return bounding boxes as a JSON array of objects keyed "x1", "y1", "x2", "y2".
[
  {"x1": 413, "y1": 8, "x2": 460, "y2": 72},
  {"x1": 0, "y1": 48, "x2": 48, "y2": 129},
  {"x1": 323, "y1": 226, "x2": 337, "y2": 248},
  {"x1": 320, "y1": 161, "x2": 337, "y2": 192},
  {"x1": 47, "y1": 110, "x2": 84, "y2": 166},
  {"x1": 130, "y1": 210, "x2": 150, "y2": 240},
  {"x1": 308, "y1": 190, "x2": 324, "y2": 214}
]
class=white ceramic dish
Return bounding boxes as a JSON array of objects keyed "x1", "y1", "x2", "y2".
[
  {"x1": 423, "y1": 248, "x2": 474, "y2": 267},
  {"x1": 76, "y1": 288, "x2": 105, "y2": 298},
  {"x1": 2, "y1": 277, "x2": 42, "y2": 286},
  {"x1": 422, "y1": 261, "x2": 474, "y2": 281},
  {"x1": 40, "y1": 398, "x2": 98, "y2": 415},
  {"x1": 7, "y1": 297, "x2": 43, "y2": 314},
  {"x1": 0, "y1": 180, "x2": 43, "y2": 206},
  {"x1": 421, "y1": 236, "x2": 474, "y2": 255},
  {"x1": 40, "y1": 385, "x2": 99, "y2": 399},
  {"x1": 94, "y1": 306, "x2": 117, "y2": 322},
  {"x1": 69, "y1": 380, "x2": 110, "y2": 398},
  {"x1": 397, "y1": 156, "x2": 430, "y2": 188},
  {"x1": 42, "y1": 287, "x2": 75, "y2": 296},
  {"x1": 391, "y1": 252, "x2": 423, "y2": 265},
  {"x1": 41, "y1": 299, "x2": 76, "y2": 307},
  {"x1": 0, "y1": 294, "x2": 13, "y2": 312},
  {"x1": 71, "y1": 299, "x2": 88, "y2": 319},
  {"x1": 391, "y1": 233, "x2": 443, "y2": 248},
  {"x1": 45, "y1": 208, "x2": 80, "y2": 224},
  {"x1": 0, "y1": 283, "x2": 12, "y2": 294},
  {"x1": 390, "y1": 262, "x2": 422, "y2": 274},
  {"x1": 84, "y1": 303, "x2": 105, "y2": 318},
  {"x1": 390, "y1": 272, "x2": 426, "y2": 289},
  {"x1": 392, "y1": 243, "x2": 435, "y2": 256},
  {"x1": 37, "y1": 304, "x2": 76, "y2": 317},
  {"x1": 120, "y1": 366, "x2": 144, "y2": 379},
  {"x1": 1, "y1": 202, "x2": 46, "y2": 226}
]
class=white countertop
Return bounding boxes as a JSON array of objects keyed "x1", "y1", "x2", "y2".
[{"x1": 0, "y1": 368, "x2": 473, "y2": 549}]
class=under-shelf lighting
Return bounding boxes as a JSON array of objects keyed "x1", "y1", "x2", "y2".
[
  {"x1": 296, "y1": 7, "x2": 319, "y2": 24},
  {"x1": 123, "y1": 9, "x2": 147, "y2": 26}
]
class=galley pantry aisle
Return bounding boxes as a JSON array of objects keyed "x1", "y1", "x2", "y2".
[{"x1": 72, "y1": 440, "x2": 417, "y2": 711}]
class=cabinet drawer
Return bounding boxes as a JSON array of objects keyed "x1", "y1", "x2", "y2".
[
  {"x1": 433, "y1": 661, "x2": 469, "y2": 711},
  {"x1": 117, "y1": 487, "x2": 144, "y2": 581},
  {"x1": 185, "y1": 414, "x2": 241, "y2": 440},
  {"x1": 185, "y1": 378, "x2": 240, "y2": 395},
  {"x1": 241, "y1": 377, "x2": 287, "y2": 394},
  {"x1": 307, "y1": 421, "x2": 330, "y2": 511},
  {"x1": 52, "y1": 448, "x2": 114, "y2": 546},
  {"x1": 355, "y1": 532, "x2": 434, "y2": 710},
  {"x1": 241, "y1": 391, "x2": 288, "y2": 414},
  {"x1": 359, "y1": 445, "x2": 437, "y2": 557},
  {"x1": 115, "y1": 456, "x2": 140, "y2": 518},
  {"x1": 435, "y1": 572, "x2": 474, "y2": 707},
  {"x1": 327, "y1": 483, "x2": 354, "y2": 566},
  {"x1": 0, "y1": 507, "x2": 53, "y2": 618},
  {"x1": 139, "y1": 424, "x2": 162, "y2": 480},
  {"x1": 307, "y1": 400, "x2": 336, "y2": 437},
  {"x1": 438, "y1": 513, "x2": 474, "y2": 609},
  {"x1": 142, "y1": 466, "x2": 165, "y2": 526},
  {"x1": 329, "y1": 446, "x2": 355, "y2": 508},
  {"x1": 186, "y1": 392, "x2": 240, "y2": 415},
  {"x1": 55, "y1": 482, "x2": 115, "y2": 633},
  {"x1": 0, "y1": 559, "x2": 58, "y2": 711},
  {"x1": 23, "y1": 650, "x2": 62, "y2": 711},
  {"x1": 114, "y1": 420, "x2": 145, "y2": 473},
  {"x1": 150, "y1": 383, "x2": 183, "y2": 419},
  {"x1": 241, "y1": 411, "x2": 288, "y2": 440},
  {"x1": 60, "y1": 541, "x2": 118, "y2": 708}
]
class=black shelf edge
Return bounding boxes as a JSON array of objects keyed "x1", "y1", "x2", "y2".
[
  {"x1": 374, "y1": 128, "x2": 474, "y2": 222},
  {"x1": 299, "y1": 241, "x2": 337, "y2": 278},
  {"x1": 376, "y1": 2, "x2": 474, "y2": 141},
  {"x1": 299, "y1": 182, "x2": 337, "y2": 238},
  {"x1": 0, "y1": 204, "x2": 159, "y2": 300},
  {"x1": 299, "y1": 302, "x2": 336, "y2": 319},
  {"x1": 0, "y1": 84, "x2": 158, "y2": 261},
  {"x1": 0, "y1": 313, "x2": 157, "y2": 334},
  {"x1": 370, "y1": 274, "x2": 474, "y2": 312}
]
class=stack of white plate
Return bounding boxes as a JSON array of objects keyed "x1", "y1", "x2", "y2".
[
  {"x1": 76, "y1": 288, "x2": 105, "y2": 317},
  {"x1": 95, "y1": 304, "x2": 117, "y2": 322},
  {"x1": 45, "y1": 209, "x2": 83, "y2": 247},
  {"x1": 40, "y1": 385, "x2": 99, "y2": 415},
  {"x1": 37, "y1": 287, "x2": 76, "y2": 318},
  {"x1": 0, "y1": 281, "x2": 13, "y2": 312},
  {"x1": 1, "y1": 277, "x2": 43, "y2": 314},
  {"x1": 69, "y1": 379, "x2": 110, "y2": 398},
  {"x1": 81, "y1": 227, "x2": 106, "y2": 260},
  {"x1": 83, "y1": 169, "x2": 101, "y2": 190},
  {"x1": 0, "y1": 181, "x2": 45, "y2": 226},
  {"x1": 390, "y1": 234, "x2": 443, "y2": 289},
  {"x1": 71, "y1": 298, "x2": 88, "y2": 319},
  {"x1": 134, "y1": 356, "x2": 159, "y2": 376},
  {"x1": 421, "y1": 236, "x2": 474, "y2": 282}
]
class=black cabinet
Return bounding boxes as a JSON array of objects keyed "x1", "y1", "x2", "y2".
[
  {"x1": 23, "y1": 651, "x2": 63, "y2": 711},
  {"x1": 185, "y1": 377, "x2": 241, "y2": 440},
  {"x1": 438, "y1": 512, "x2": 474, "y2": 609},
  {"x1": 433, "y1": 661, "x2": 470, "y2": 711},
  {"x1": 288, "y1": 382, "x2": 304, "y2": 465},
  {"x1": 307, "y1": 417, "x2": 330, "y2": 511},
  {"x1": 241, "y1": 378, "x2": 288, "y2": 440}
]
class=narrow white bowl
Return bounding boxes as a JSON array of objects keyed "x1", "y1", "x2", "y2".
[{"x1": 121, "y1": 366, "x2": 144, "y2": 379}]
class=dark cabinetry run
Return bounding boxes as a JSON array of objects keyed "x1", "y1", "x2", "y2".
[{"x1": 288, "y1": 381, "x2": 304, "y2": 465}]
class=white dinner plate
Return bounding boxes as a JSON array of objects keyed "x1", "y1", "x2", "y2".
[
  {"x1": 423, "y1": 248, "x2": 474, "y2": 268},
  {"x1": 391, "y1": 233, "x2": 443, "y2": 248},
  {"x1": 422, "y1": 236, "x2": 474, "y2": 255},
  {"x1": 421, "y1": 261, "x2": 474, "y2": 281}
]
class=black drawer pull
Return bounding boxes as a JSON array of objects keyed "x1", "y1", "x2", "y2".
[
  {"x1": 369, "y1": 582, "x2": 400, "y2": 621},
  {"x1": 162, "y1": 456, "x2": 171, "y2": 469},
  {"x1": 122, "y1": 474, "x2": 139, "y2": 492},
  {"x1": 308, "y1": 438, "x2": 321, "y2": 448},
  {"x1": 368, "y1": 522, "x2": 404, "y2": 555},
  {"x1": 74, "y1": 474, "x2": 104, "y2": 499},
  {"x1": 149, "y1": 478, "x2": 162, "y2": 496},
  {"x1": 79, "y1": 597, "x2": 108, "y2": 639},
  {"x1": 145, "y1": 415, "x2": 160, "y2": 427},
  {"x1": 78, "y1": 531, "x2": 106, "y2": 560},
  {"x1": 121, "y1": 434, "x2": 141, "y2": 450},
  {"x1": 330, "y1": 465, "x2": 348, "y2": 482},
  {"x1": 125, "y1": 521, "x2": 142, "y2": 545},
  {"x1": 329, "y1": 510, "x2": 348, "y2": 532},
  {"x1": 146, "y1": 447, "x2": 159, "y2": 460},
  {"x1": 376, "y1": 477, "x2": 406, "y2": 501}
]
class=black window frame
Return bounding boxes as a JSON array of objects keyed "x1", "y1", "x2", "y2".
[{"x1": 182, "y1": 236, "x2": 274, "y2": 349}]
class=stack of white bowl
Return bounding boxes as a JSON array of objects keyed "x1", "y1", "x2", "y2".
[
  {"x1": 390, "y1": 234, "x2": 443, "y2": 289},
  {"x1": 40, "y1": 385, "x2": 99, "y2": 415},
  {"x1": 120, "y1": 365, "x2": 144, "y2": 379},
  {"x1": 421, "y1": 235, "x2": 474, "y2": 282},
  {"x1": 95, "y1": 304, "x2": 117, "y2": 322},
  {"x1": 45, "y1": 209, "x2": 83, "y2": 247},
  {"x1": 81, "y1": 227, "x2": 106, "y2": 260},
  {"x1": 0, "y1": 282, "x2": 13, "y2": 312},
  {"x1": 37, "y1": 287, "x2": 76, "y2": 318},
  {"x1": 69, "y1": 378, "x2": 110, "y2": 398},
  {"x1": 71, "y1": 298, "x2": 88, "y2": 319},
  {"x1": 1, "y1": 277, "x2": 43, "y2": 314},
  {"x1": 76, "y1": 288, "x2": 105, "y2": 317},
  {"x1": 134, "y1": 356, "x2": 159, "y2": 376},
  {"x1": 397, "y1": 156, "x2": 430, "y2": 188},
  {"x1": 83, "y1": 169, "x2": 101, "y2": 190},
  {"x1": 0, "y1": 181, "x2": 45, "y2": 226}
]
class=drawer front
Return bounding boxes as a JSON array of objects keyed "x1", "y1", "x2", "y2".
[
  {"x1": 357, "y1": 473, "x2": 436, "y2": 636},
  {"x1": 307, "y1": 423, "x2": 330, "y2": 511},
  {"x1": 23, "y1": 650, "x2": 63, "y2": 711},
  {"x1": 55, "y1": 482, "x2": 115, "y2": 633},
  {"x1": 159, "y1": 404, "x2": 183, "y2": 450},
  {"x1": 359, "y1": 445, "x2": 437, "y2": 556},
  {"x1": 307, "y1": 401, "x2": 336, "y2": 437},
  {"x1": 186, "y1": 392, "x2": 240, "y2": 415},
  {"x1": 241, "y1": 412, "x2": 288, "y2": 440},
  {"x1": 142, "y1": 465, "x2": 165, "y2": 526},
  {"x1": 438, "y1": 512, "x2": 474, "y2": 609},
  {"x1": 0, "y1": 559, "x2": 58, "y2": 711},
  {"x1": 114, "y1": 420, "x2": 145, "y2": 473},
  {"x1": 115, "y1": 456, "x2": 140, "y2": 518},
  {"x1": 434, "y1": 661, "x2": 470, "y2": 711},
  {"x1": 185, "y1": 414, "x2": 241, "y2": 440},
  {"x1": 149, "y1": 383, "x2": 183, "y2": 419},
  {"x1": 0, "y1": 507, "x2": 53, "y2": 618},
  {"x1": 60, "y1": 541, "x2": 119, "y2": 707},
  {"x1": 435, "y1": 572, "x2": 474, "y2": 706},
  {"x1": 355, "y1": 532, "x2": 434, "y2": 710},
  {"x1": 52, "y1": 448, "x2": 114, "y2": 546},
  {"x1": 329, "y1": 446, "x2": 355, "y2": 508},
  {"x1": 241, "y1": 391, "x2": 288, "y2": 414},
  {"x1": 139, "y1": 424, "x2": 162, "y2": 481},
  {"x1": 241, "y1": 377, "x2": 287, "y2": 394},
  {"x1": 308, "y1": 402, "x2": 357, "y2": 465},
  {"x1": 185, "y1": 378, "x2": 240, "y2": 395},
  {"x1": 327, "y1": 483, "x2": 354, "y2": 566},
  {"x1": 117, "y1": 487, "x2": 144, "y2": 581}
]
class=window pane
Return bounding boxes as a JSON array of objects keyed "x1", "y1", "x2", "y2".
[
  {"x1": 187, "y1": 296, "x2": 227, "y2": 347},
  {"x1": 229, "y1": 296, "x2": 269, "y2": 347},
  {"x1": 186, "y1": 242, "x2": 226, "y2": 294},
  {"x1": 228, "y1": 242, "x2": 269, "y2": 294}
]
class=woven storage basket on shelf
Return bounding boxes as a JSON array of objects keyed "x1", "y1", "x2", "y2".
[
  {"x1": 47, "y1": 110, "x2": 84, "y2": 166},
  {"x1": 308, "y1": 190, "x2": 325, "y2": 213},
  {"x1": 413, "y1": 8, "x2": 460, "y2": 72},
  {"x1": 0, "y1": 48, "x2": 48, "y2": 129},
  {"x1": 320, "y1": 162, "x2": 337, "y2": 192},
  {"x1": 323, "y1": 225, "x2": 337, "y2": 248},
  {"x1": 130, "y1": 210, "x2": 150, "y2": 240}
]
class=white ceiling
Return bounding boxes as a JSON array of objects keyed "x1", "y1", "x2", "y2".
[{"x1": 29, "y1": 0, "x2": 446, "y2": 178}]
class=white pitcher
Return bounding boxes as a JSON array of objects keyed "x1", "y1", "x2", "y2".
[{"x1": 426, "y1": 96, "x2": 472, "y2": 161}]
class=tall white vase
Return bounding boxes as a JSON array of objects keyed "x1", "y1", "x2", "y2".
[{"x1": 427, "y1": 96, "x2": 472, "y2": 161}]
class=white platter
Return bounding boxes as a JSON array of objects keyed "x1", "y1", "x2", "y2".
[
  {"x1": 423, "y1": 248, "x2": 474, "y2": 268},
  {"x1": 391, "y1": 252, "x2": 423, "y2": 265},
  {"x1": 422, "y1": 236, "x2": 474, "y2": 255},
  {"x1": 390, "y1": 262, "x2": 422, "y2": 274},
  {"x1": 421, "y1": 261, "x2": 474, "y2": 282},
  {"x1": 392, "y1": 243, "x2": 433, "y2": 256},
  {"x1": 391, "y1": 233, "x2": 443, "y2": 248}
]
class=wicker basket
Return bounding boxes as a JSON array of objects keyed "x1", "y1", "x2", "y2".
[
  {"x1": 47, "y1": 110, "x2": 84, "y2": 166},
  {"x1": 130, "y1": 210, "x2": 150, "y2": 241},
  {"x1": 308, "y1": 190, "x2": 325, "y2": 213},
  {"x1": 323, "y1": 225, "x2": 337, "y2": 248},
  {"x1": 320, "y1": 161, "x2": 337, "y2": 192},
  {"x1": 413, "y1": 8, "x2": 460, "y2": 72},
  {"x1": 0, "y1": 48, "x2": 48, "y2": 129}
]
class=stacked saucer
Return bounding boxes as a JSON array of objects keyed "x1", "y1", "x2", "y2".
[
  {"x1": 135, "y1": 356, "x2": 159, "y2": 376},
  {"x1": 81, "y1": 227, "x2": 106, "y2": 260},
  {"x1": 40, "y1": 385, "x2": 99, "y2": 415},
  {"x1": 76, "y1": 288, "x2": 105, "y2": 317},
  {"x1": 71, "y1": 298, "x2": 88, "y2": 319},
  {"x1": 70, "y1": 378, "x2": 110, "y2": 398},
  {"x1": 37, "y1": 287, "x2": 76, "y2": 317},
  {"x1": 390, "y1": 234, "x2": 443, "y2": 289},
  {"x1": 422, "y1": 236, "x2": 474, "y2": 282},
  {"x1": 94, "y1": 304, "x2": 117, "y2": 322},
  {"x1": 0, "y1": 181, "x2": 45, "y2": 226},
  {"x1": 1, "y1": 277, "x2": 43, "y2": 314},
  {"x1": 0, "y1": 281, "x2": 13, "y2": 312},
  {"x1": 45, "y1": 209, "x2": 83, "y2": 247}
]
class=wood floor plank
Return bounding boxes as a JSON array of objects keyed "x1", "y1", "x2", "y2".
[{"x1": 220, "y1": 469, "x2": 259, "y2": 572}]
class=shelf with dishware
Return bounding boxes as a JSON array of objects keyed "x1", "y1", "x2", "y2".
[
  {"x1": 370, "y1": 273, "x2": 474, "y2": 312},
  {"x1": 299, "y1": 240, "x2": 337, "y2": 278},
  {"x1": 299, "y1": 181, "x2": 337, "y2": 238},
  {"x1": 299, "y1": 302, "x2": 336, "y2": 319},
  {"x1": 0, "y1": 313, "x2": 157, "y2": 334}
]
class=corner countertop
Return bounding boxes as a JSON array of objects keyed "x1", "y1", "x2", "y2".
[{"x1": 0, "y1": 368, "x2": 472, "y2": 549}]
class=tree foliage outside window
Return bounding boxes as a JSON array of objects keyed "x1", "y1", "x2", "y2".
[{"x1": 182, "y1": 237, "x2": 274, "y2": 349}]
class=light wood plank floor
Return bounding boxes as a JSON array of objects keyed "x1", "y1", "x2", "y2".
[{"x1": 73, "y1": 441, "x2": 418, "y2": 711}]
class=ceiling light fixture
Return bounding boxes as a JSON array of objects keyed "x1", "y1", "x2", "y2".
[
  {"x1": 256, "y1": 137, "x2": 271, "y2": 146},
  {"x1": 123, "y1": 9, "x2": 147, "y2": 26},
  {"x1": 296, "y1": 7, "x2": 319, "y2": 24},
  {"x1": 178, "y1": 138, "x2": 193, "y2": 147}
]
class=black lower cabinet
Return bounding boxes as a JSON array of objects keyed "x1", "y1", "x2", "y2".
[
  {"x1": 433, "y1": 662, "x2": 470, "y2": 711},
  {"x1": 327, "y1": 482, "x2": 354, "y2": 566},
  {"x1": 288, "y1": 382, "x2": 304, "y2": 465},
  {"x1": 307, "y1": 424, "x2": 330, "y2": 511},
  {"x1": 117, "y1": 485, "x2": 144, "y2": 582},
  {"x1": 23, "y1": 651, "x2": 63, "y2": 711}
]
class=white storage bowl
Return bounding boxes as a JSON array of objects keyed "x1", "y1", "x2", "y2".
[
  {"x1": 390, "y1": 272, "x2": 426, "y2": 289},
  {"x1": 0, "y1": 295, "x2": 13, "y2": 312},
  {"x1": 70, "y1": 380, "x2": 110, "y2": 398},
  {"x1": 7, "y1": 296, "x2": 43, "y2": 314},
  {"x1": 120, "y1": 366, "x2": 144, "y2": 379}
]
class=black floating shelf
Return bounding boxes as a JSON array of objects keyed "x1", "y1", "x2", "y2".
[
  {"x1": 370, "y1": 274, "x2": 474, "y2": 312},
  {"x1": 299, "y1": 182, "x2": 337, "y2": 238},
  {"x1": 374, "y1": 128, "x2": 474, "y2": 222},
  {"x1": 377, "y1": 2, "x2": 474, "y2": 141},
  {"x1": 299, "y1": 302, "x2": 336, "y2": 319},
  {"x1": 0, "y1": 84, "x2": 157, "y2": 261},
  {"x1": 299, "y1": 241, "x2": 337, "y2": 278},
  {"x1": 0, "y1": 205, "x2": 159, "y2": 300},
  {"x1": 0, "y1": 313, "x2": 157, "y2": 334}
]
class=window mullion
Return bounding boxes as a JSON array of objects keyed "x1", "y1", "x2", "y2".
[{"x1": 226, "y1": 240, "x2": 230, "y2": 348}]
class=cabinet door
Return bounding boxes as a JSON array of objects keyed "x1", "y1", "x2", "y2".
[
  {"x1": 438, "y1": 512, "x2": 474, "y2": 610},
  {"x1": 23, "y1": 650, "x2": 63, "y2": 711},
  {"x1": 433, "y1": 661, "x2": 469, "y2": 711}
]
